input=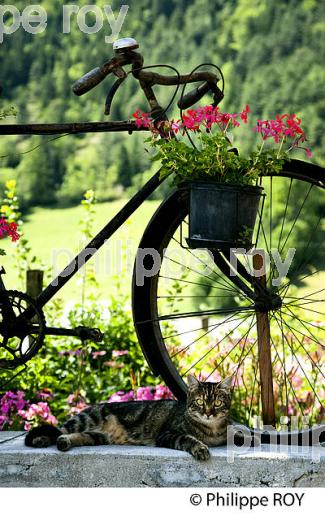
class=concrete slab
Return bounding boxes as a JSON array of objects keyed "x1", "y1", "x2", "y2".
[{"x1": 0, "y1": 433, "x2": 324, "y2": 487}]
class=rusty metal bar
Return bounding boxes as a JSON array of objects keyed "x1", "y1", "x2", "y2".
[
  {"x1": 0, "y1": 120, "x2": 144, "y2": 136},
  {"x1": 253, "y1": 250, "x2": 276, "y2": 427}
]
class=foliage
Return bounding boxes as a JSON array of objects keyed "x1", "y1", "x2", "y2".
[
  {"x1": 0, "y1": 0, "x2": 324, "y2": 206},
  {"x1": 0, "y1": 106, "x2": 17, "y2": 120},
  {"x1": 0, "y1": 182, "x2": 21, "y2": 254},
  {"x1": 0, "y1": 187, "x2": 163, "y2": 428},
  {"x1": 1, "y1": 180, "x2": 42, "y2": 288},
  {"x1": 133, "y1": 105, "x2": 310, "y2": 186}
]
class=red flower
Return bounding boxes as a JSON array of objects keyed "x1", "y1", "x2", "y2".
[
  {"x1": 240, "y1": 104, "x2": 250, "y2": 124},
  {"x1": 132, "y1": 109, "x2": 152, "y2": 129},
  {"x1": 0, "y1": 218, "x2": 20, "y2": 242},
  {"x1": 181, "y1": 114, "x2": 200, "y2": 131}
]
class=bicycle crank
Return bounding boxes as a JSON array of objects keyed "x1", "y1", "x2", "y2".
[
  {"x1": 0, "y1": 290, "x2": 46, "y2": 369},
  {"x1": 44, "y1": 326, "x2": 104, "y2": 342}
]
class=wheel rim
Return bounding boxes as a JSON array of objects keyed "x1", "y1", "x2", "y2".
[{"x1": 133, "y1": 166, "x2": 325, "y2": 430}]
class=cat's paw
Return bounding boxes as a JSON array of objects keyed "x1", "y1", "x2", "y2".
[
  {"x1": 57, "y1": 435, "x2": 71, "y2": 452},
  {"x1": 191, "y1": 443, "x2": 210, "y2": 461},
  {"x1": 31, "y1": 436, "x2": 51, "y2": 448}
]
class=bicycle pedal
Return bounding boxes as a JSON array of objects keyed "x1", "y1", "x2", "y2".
[{"x1": 75, "y1": 326, "x2": 104, "y2": 342}]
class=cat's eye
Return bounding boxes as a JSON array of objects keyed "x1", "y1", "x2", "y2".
[
  {"x1": 196, "y1": 398, "x2": 204, "y2": 406},
  {"x1": 215, "y1": 399, "x2": 222, "y2": 407}
]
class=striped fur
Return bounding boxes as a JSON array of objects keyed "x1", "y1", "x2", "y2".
[{"x1": 25, "y1": 375, "x2": 232, "y2": 460}]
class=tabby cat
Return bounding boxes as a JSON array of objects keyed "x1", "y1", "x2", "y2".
[{"x1": 25, "y1": 375, "x2": 232, "y2": 461}]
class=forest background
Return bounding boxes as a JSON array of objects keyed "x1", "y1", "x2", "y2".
[{"x1": 0, "y1": 0, "x2": 324, "y2": 208}]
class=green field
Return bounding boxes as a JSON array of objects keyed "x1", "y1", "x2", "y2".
[
  {"x1": 1, "y1": 200, "x2": 160, "y2": 303},
  {"x1": 2, "y1": 198, "x2": 324, "y2": 314}
]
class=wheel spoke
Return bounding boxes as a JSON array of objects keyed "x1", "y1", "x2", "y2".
[
  {"x1": 279, "y1": 183, "x2": 313, "y2": 257},
  {"x1": 169, "y1": 313, "x2": 251, "y2": 359},
  {"x1": 285, "y1": 304, "x2": 325, "y2": 318},
  {"x1": 277, "y1": 178, "x2": 293, "y2": 251},
  {"x1": 270, "y1": 334, "x2": 305, "y2": 416},
  {"x1": 280, "y1": 213, "x2": 323, "y2": 299},
  {"x1": 279, "y1": 312, "x2": 289, "y2": 417},
  {"x1": 278, "y1": 311, "x2": 325, "y2": 378},
  {"x1": 180, "y1": 314, "x2": 254, "y2": 375},
  {"x1": 133, "y1": 169, "x2": 325, "y2": 430},
  {"x1": 137, "y1": 306, "x2": 254, "y2": 324},
  {"x1": 158, "y1": 275, "x2": 243, "y2": 293},
  {"x1": 171, "y1": 235, "x2": 239, "y2": 294},
  {"x1": 163, "y1": 320, "x2": 225, "y2": 340},
  {"x1": 207, "y1": 318, "x2": 257, "y2": 382},
  {"x1": 281, "y1": 306, "x2": 325, "y2": 346},
  {"x1": 280, "y1": 268, "x2": 324, "y2": 294},
  {"x1": 163, "y1": 254, "x2": 247, "y2": 297},
  {"x1": 272, "y1": 313, "x2": 323, "y2": 408}
]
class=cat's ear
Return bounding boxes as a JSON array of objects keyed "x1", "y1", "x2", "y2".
[
  {"x1": 187, "y1": 374, "x2": 199, "y2": 391},
  {"x1": 220, "y1": 376, "x2": 233, "y2": 390}
]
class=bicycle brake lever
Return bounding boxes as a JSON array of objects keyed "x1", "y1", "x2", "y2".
[
  {"x1": 177, "y1": 82, "x2": 224, "y2": 110},
  {"x1": 104, "y1": 67, "x2": 127, "y2": 115},
  {"x1": 211, "y1": 84, "x2": 224, "y2": 107},
  {"x1": 177, "y1": 81, "x2": 211, "y2": 110}
]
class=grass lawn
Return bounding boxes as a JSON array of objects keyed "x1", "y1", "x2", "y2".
[
  {"x1": 1, "y1": 199, "x2": 160, "y2": 304},
  {"x1": 2, "y1": 198, "x2": 324, "y2": 315}
]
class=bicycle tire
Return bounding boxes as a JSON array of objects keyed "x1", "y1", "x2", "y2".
[{"x1": 132, "y1": 159, "x2": 325, "y2": 436}]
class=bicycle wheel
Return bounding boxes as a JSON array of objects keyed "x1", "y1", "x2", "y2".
[{"x1": 132, "y1": 159, "x2": 325, "y2": 432}]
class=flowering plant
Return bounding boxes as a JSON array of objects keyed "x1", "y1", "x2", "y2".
[
  {"x1": 133, "y1": 105, "x2": 311, "y2": 186},
  {"x1": 0, "y1": 217, "x2": 20, "y2": 256},
  {"x1": 0, "y1": 390, "x2": 57, "y2": 431}
]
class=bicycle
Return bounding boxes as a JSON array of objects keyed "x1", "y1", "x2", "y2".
[{"x1": 0, "y1": 37, "x2": 324, "y2": 442}]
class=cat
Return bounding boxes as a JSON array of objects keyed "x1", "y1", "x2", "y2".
[{"x1": 25, "y1": 374, "x2": 232, "y2": 461}]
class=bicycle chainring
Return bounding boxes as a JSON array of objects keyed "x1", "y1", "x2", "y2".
[{"x1": 0, "y1": 290, "x2": 46, "y2": 369}]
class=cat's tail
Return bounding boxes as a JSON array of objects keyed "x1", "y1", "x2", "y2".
[{"x1": 25, "y1": 424, "x2": 62, "y2": 448}]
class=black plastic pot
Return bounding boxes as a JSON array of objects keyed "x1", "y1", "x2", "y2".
[{"x1": 182, "y1": 182, "x2": 264, "y2": 250}]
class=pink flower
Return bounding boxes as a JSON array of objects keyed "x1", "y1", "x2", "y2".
[
  {"x1": 68, "y1": 402, "x2": 88, "y2": 415},
  {"x1": 18, "y1": 402, "x2": 58, "y2": 427},
  {"x1": 181, "y1": 113, "x2": 200, "y2": 131},
  {"x1": 108, "y1": 390, "x2": 135, "y2": 403},
  {"x1": 67, "y1": 392, "x2": 85, "y2": 405},
  {"x1": 153, "y1": 385, "x2": 174, "y2": 400},
  {"x1": 66, "y1": 392, "x2": 87, "y2": 415},
  {"x1": 107, "y1": 385, "x2": 174, "y2": 403},
  {"x1": 290, "y1": 368, "x2": 303, "y2": 391},
  {"x1": 1, "y1": 403, "x2": 10, "y2": 415},
  {"x1": 103, "y1": 361, "x2": 125, "y2": 369},
  {"x1": 59, "y1": 349, "x2": 82, "y2": 356},
  {"x1": 36, "y1": 389, "x2": 53, "y2": 401},
  {"x1": 112, "y1": 350, "x2": 129, "y2": 358},
  {"x1": 132, "y1": 109, "x2": 153, "y2": 129},
  {"x1": 299, "y1": 146, "x2": 312, "y2": 158},
  {"x1": 92, "y1": 350, "x2": 106, "y2": 359},
  {"x1": 136, "y1": 387, "x2": 154, "y2": 400},
  {"x1": 171, "y1": 120, "x2": 181, "y2": 133},
  {"x1": 240, "y1": 105, "x2": 250, "y2": 123}
]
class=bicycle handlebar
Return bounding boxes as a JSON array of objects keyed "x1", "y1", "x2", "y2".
[
  {"x1": 72, "y1": 56, "x2": 128, "y2": 96},
  {"x1": 73, "y1": 66, "x2": 108, "y2": 96},
  {"x1": 72, "y1": 38, "x2": 224, "y2": 115},
  {"x1": 177, "y1": 81, "x2": 212, "y2": 110}
]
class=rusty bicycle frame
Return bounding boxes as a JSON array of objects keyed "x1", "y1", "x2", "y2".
[
  {"x1": 3, "y1": 38, "x2": 320, "y2": 431},
  {"x1": 0, "y1": 38, "x2": 226, "y2": 342}
]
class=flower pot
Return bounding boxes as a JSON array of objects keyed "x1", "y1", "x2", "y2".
[{"x1": 182, "y1": 182, "x2": 264, "y2": 250}]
